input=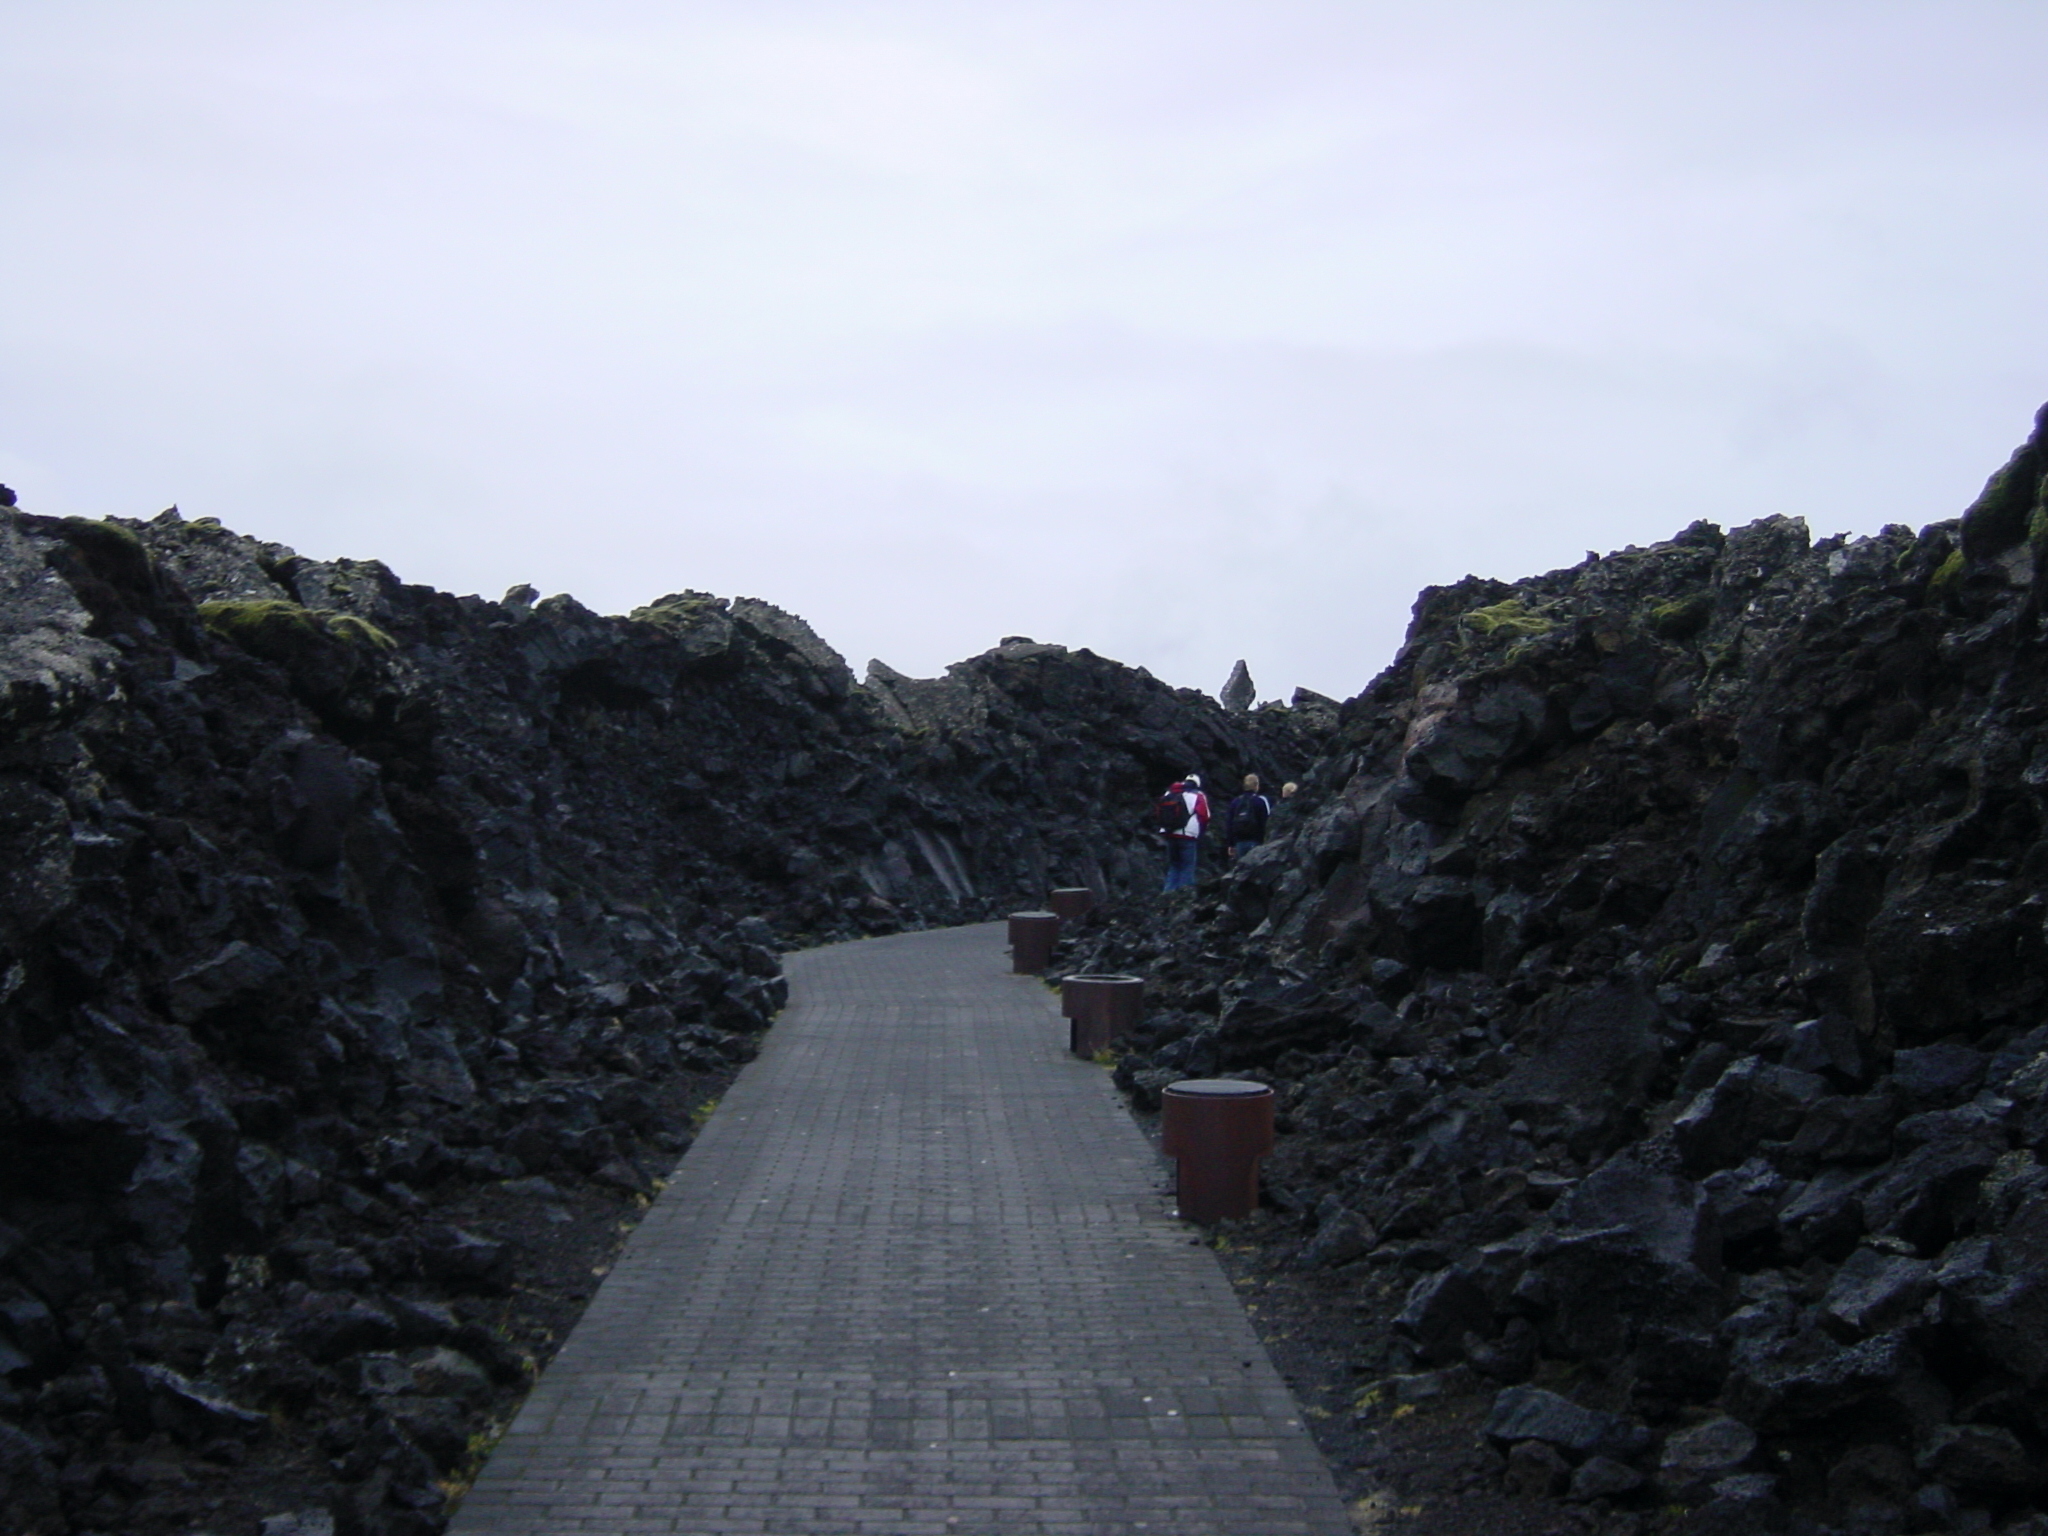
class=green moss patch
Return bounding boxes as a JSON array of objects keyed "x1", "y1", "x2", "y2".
[
  {"x1": 198, "y1": 600, "x2": 394, "y2": 663},
  {"x1": 1646, "y1": 593, "x2": 1712, "y2": 640},
  {"x1": 328, "y1": 614, "x2": 398, "y2": 651},
  {"x1": 1459, "y1": 599, "x2": 1554, "y2": 639},
  {"x1": 60, "y1": 516, "x2": 146, "y2": 557},
  {"x1": 631, "y1": 593, "x2": 726, "y2": 630},
  {"x1": 2027, "y1": 495, "x2": 2048, "y2": 548}
]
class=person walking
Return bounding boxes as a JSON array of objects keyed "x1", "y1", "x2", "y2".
[
  {"x1": 1226, "y1": 774, "x2": 1272, "y2": 859},
  {"x1": 1269, "y1": 782, "x2": 1302, "y2": 831},
  {"x1": 1156, "y1": 773, "x2": 1209, "y2": 892}
]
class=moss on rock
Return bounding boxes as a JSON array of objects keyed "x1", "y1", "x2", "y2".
[
  {"x1": 199, "y1": 600, "x2": 395, "y2": 658},
  {"x1": 199, "y1": 597, "x2": 397, "y2": 718},
  {"x1": 1646, "y1": 593, "x2": 1712, "y2": 640},
  {"x1": 328, "y1": 613, "x2": 398, "y2": 652},
  {"x1": 1460, "y1": 599, "x2": 1554, "y2": 639},
  {"x1": 631, "y1": 592, "x2": 727, "y2": 630},
  {"x1": 198, "y1": 598, "x2": 331, "y2": 657},
  {"x1": 60, "y1": 516, "x2": 146, "y2": 558}
]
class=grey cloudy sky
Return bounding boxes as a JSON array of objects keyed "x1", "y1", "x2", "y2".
[{"x1": 5, "y1": 2, "x2": 2046, "y2": 702}]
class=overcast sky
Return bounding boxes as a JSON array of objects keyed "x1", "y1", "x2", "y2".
[{"x1": 5, "y1": 2, "x2": 2047, "y2": 702}]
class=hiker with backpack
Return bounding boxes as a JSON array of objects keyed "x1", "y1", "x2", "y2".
[
  {"x1": 1226, "y1": 774, "x2": 1272, "y2": 859},
  {"x1": 1155, "y1": 773, "x2": 1210, "y2": 892}
]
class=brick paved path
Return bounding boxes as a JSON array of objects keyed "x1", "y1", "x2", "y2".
[{"x1": 449, "y1": 922, "x2": 1352, "y2": 1535}]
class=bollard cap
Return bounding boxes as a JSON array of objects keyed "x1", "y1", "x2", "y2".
[
  {"x1": 1007, "y1": 910, "x2": 1058, "y2": 920},
  {"x1": 1062, "y1": 973, "x2": 1142, "y2": 987},
  {"x1": 1164, "y1": 1078, "x2": 1271, "y2": 1098}
]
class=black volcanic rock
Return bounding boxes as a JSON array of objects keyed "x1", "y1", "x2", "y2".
[
  {"x1": 1222, "y1": 659, "x2": 1256, "y2": 713},
  {"x1": 1073, "y1": 406, "x2": 2048, "y2": 1530},
  {"x1": 0, "y1": 496, "x2": 1335, "y2": 1533},
  {"x1": 14, "y1": 400, "x2": 2048, "y2": 1532},
  {"x1": 1483, "y1": 1383, "x2": 1650, "y2": 1461}
]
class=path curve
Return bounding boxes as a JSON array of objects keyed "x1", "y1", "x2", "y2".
[{"x1": 449, "y1": 921, "x2": 1351, "y2": 1535}]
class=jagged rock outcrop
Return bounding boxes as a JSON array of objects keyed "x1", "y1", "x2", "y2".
[
  {"x1": 26, "y1": 395, "x2": 2048, "y2": 1534},
  {"x1": 0, "y1": 507, "x2": 1333, "y2": 1534},
  {"x1": 1222, "y1": 659, "x2": 1256, "y2": 713},
  {"x1": 1074, "y1": 405, "x2": 2048, "y2": 1534}
]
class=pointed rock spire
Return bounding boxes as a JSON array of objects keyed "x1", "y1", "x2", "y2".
[{"x1": 1221, "y1": 659, "x2": 1255, "y2": 713}]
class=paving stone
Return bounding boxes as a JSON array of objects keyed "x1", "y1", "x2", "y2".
[{"x1": 449, "y1": 922, "x2": 1350, "y2": 1535}]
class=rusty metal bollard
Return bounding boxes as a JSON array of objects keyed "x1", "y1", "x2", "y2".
[
  {"x1": 1160, "y1": 1079, "x2": 1275, "y2": 1223},
  {"x1": 1060, "y1": 973, "x2": 1143, "y2": 1057},
  {"x1": 1047, "y1": 887, "x2": 1097, "y2": 922},
  {"x1": 1007, "y1": 911, "x2": 1060, "y2": 974}
]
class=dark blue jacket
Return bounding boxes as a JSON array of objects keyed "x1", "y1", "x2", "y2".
[{"x1": 1227, "y1": 791, "x2": 1271, "y2": 841}]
